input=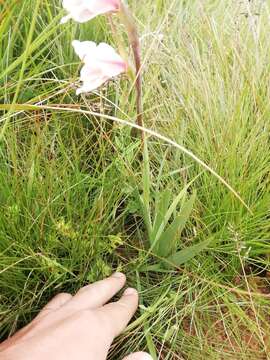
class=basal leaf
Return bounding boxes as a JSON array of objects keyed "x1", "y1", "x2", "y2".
[
  {"x1": 153, "y1": 178, "x2": 198, "y2": 249},
  {"x1": 156, "y1": 192, "x2": 196, "y2": 257},
  {"x1": 141, "y1": 140, "x2": 152, "y2": 236},
  {"x1": 165, "y1": 238, "x2": 211, "y2": 268},
  {"x1": 150, "y1": 189, "x2": 171, "y2": 246}
]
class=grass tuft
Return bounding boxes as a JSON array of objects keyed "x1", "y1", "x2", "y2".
[{"x1": 0, "y1": 0, "x2": 270, "y2": 359}]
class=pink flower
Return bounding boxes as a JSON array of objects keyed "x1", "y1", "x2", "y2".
[
  {"x1": 61, "y1": 0, "x2": 120, "y2": 24},
  {"x1": 72, "y1": 40, "x2": 127, "y2": 94}
]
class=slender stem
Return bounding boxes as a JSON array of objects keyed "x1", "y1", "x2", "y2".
[
  {"x1": 119, "y1": 1, "x2": 144, "y2": 139},
  {"x1": 132, "y1": 34, "x2": 143, "y2": 130}
]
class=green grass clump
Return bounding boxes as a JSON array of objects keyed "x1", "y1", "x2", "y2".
[{"x1": 0, "y1": 0, "x2": 270, "y2": 359}]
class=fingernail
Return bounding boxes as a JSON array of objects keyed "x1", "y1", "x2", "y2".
[
  {"x1": 141, "y1": 354, "x2": 153, "y2": 360},
  {"x1": 133, "y1": 353, "x2": 153, "y2": 360},
  {"x1": 111, "y1": 272, "x2": 125, "y2": 279},
  {"x1": 123, "y1": 287, "x2": 137, "y2": 296}
]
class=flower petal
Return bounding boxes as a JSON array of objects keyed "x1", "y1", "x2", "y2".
[
  {"x1": 72, "y1": 40, "x2": 126, "y2": 94},
  {"x1": 72, "y1": 40, "x2": 97, "y2": 61},
  {"x1": 60, "y1": 14, "x2": 72, "y2": 24},
  {"x1": 94, "y1": 43, "x2": 127, "y2": 77},
  {"x1": 62, "y1": 0, "x2": 119, "y2": 24},
  {"x1": 86, "y1": 0, "x2": 120, "y2": 14}
]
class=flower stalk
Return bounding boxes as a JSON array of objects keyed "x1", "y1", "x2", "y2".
[{"x1": 119, "y1": 1, "x2": 144, "y2": 138}]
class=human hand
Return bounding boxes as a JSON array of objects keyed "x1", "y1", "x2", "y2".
[{"x1": 0, "y1": 273, "x2": 152, "y2": 360}]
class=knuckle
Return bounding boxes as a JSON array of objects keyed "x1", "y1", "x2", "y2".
[
  {"x1": 76, "y1": 286, "x2": 90, "y2": 294},
  {"x1": 57, "y1": 292, "x2": 71, "y2": 298},
  {"x1": 79, "y1": 309, "x2": 93, "y2": 321}
]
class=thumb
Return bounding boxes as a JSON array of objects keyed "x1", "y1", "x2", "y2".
[{"x1": 122, "y1": 352, "x2": 153, "y2": 360}]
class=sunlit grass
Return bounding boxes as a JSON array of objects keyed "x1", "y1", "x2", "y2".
[{"x1": 0, "y1": 0, "x2": 270, "y2": 359}]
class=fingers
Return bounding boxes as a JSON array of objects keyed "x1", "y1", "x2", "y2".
[
  {"x1": 64, "y1": 272, "x2": 126, "y2": 311},
  {"x1": 122, "y1": 352, "x2": 153, "y2": 360},
  {"x1": 98, "y1": 287, "x2": 139, "y2": 337},
  {"x1": 36, "y1": 293, "x2": 72, "y2": 319}
]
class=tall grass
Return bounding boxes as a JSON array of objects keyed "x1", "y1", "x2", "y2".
[{"x1": 0, "y1": 0, "x2": 270, "y2": 359}]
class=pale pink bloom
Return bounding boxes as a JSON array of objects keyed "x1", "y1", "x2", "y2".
[
  {"x1": 72, "y1": 40, "x2": 127, "y2": 94},
  {"x1": 61, "y1": 0, "x2": 120, "y2": 24}
]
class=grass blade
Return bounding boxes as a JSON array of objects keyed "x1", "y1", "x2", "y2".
[{"x1": 0, "y1": 104, "x2": 252, "y2": 214}]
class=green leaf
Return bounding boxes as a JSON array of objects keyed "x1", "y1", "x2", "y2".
[
  {"x1": 165, "y1": 238, "x2": 211, "y2": 268},
  {"x1": 156, "y1": 192, "x2": 196, "y2": 257},
  {"x1": 139, "y1": 263, "x2": 171, "y2": 273},
  {"x1": 141, "y1": 140, "x2": 152, "y2": 236},
  {"x1": 152, "y1": 177, "x2": 199, "y2": 250},
  {"x1": 150, "y1": 189, "x2": 171, "y2": 245}
]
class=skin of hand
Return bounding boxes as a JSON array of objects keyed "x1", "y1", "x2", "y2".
[{"x1": 0, "y1": 273, "x2": 152, "y2": 360}]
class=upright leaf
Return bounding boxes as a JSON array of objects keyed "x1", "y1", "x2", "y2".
[
  {"x1": 157, "y1": 192, "x2": 196, "y2": 257},
  {"x1": 150, "y1": 189, "x2": 171, "y2": 246},
  {"x1": 153, "y1": 177, "x2": 198, "y2": 246},
  {"x1": 140, "y1": 140, "x2": 152, "y2": 237}
]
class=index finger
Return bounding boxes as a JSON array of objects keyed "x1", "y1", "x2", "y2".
[{"x1": 64, "y1": 272, "x2": 126, "y2": 311}]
